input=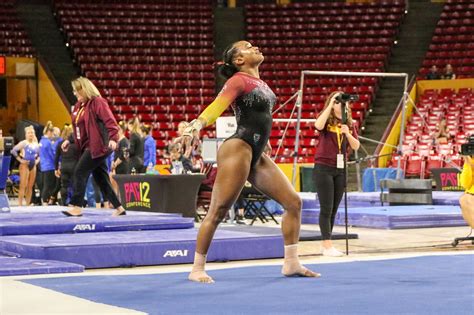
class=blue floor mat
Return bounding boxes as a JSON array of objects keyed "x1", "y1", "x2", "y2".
[
  {"x1": 1, "y1": 229, "x2": 284, "y2": 268},
  {"x1": 0, "y1": 257, "x2": 83, "y2": 276},
  {"x1": 23, "y1": 254, "x2": 474, "y2": 315},
  {"x1": 0, "y1": 211, "x2": 193, "y2": 235},
  {"x1": 302, "y1": 205, "x2": 465, "y2": 229},
  {"x1": 300, "y1": 191, "x2": 463, "y2": 209}
]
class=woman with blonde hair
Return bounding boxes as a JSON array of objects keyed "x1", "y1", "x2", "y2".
[
  {"x1": 11, "y1": 125, "x2": 40, "y2": 206},
  {"x1": 54, "y1": 124, "x2": 78, "y2": 206},
  {"x1": 127, "y1": 117, "x2": 144, "y2": 173},
  {"x1": 110, "y1": 121, "x2": 130, "y2": 195},
  {"x1": 313, "y1": 92, "x2": 360, "y2": 257},
  {"x1": 61, "y1": 77, "x2": 126, "y2": 216},
  {"x1": 141, "y1": 123, "x2": 156, "y2": 170},
  {"x1": 38, "y1": 121, "x2": 56, "y2": 205}
]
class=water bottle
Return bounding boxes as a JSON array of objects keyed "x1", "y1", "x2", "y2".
[
  {"x1": 131, "y1": 167, "x2": 136, "y2": 175},
  {"x1": 146, "y1": 162, "x2": 153, "y2": 174},
  {"x1": 172, "y1": 161, "x2": 183, "y2": 174}
]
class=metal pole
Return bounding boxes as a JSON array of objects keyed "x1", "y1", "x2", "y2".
[
  {"x1": 354, "y1": 149, "x2": 362, "y2": 192},
  {"x1": 291, "y1": 71, "x2": 305, "y2": 187},
  {"x1": 274, "y1": 118, "x2": 316, "y2": 123},
  {"x1": 396, "y1": 75, "x2": 409, "y2": 179},
  {"x1": 358, "y1": 136, "x2": 398, "y2": 148},
  {"x1": 303, "y1": 70, "x2": 408, "y2": 78}
]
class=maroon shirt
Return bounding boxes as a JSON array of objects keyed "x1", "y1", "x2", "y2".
[
  {"x1": 314, "y1": 121, "x2": 358, "y2": 168},
  {"x1": 72, "y1": 96, "x2": 119, "y2": 159}
]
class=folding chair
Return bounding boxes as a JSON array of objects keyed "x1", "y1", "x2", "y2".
[
  {"x1": 194, "y1": 163, "x2": 216, "y2": 222},
  {"x1": 241, "y1": 186, "x2": 279, "y2": 226}
]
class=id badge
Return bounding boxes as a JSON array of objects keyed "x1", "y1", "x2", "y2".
[
  {"x1": 336, "y1": 154, "x2": 344, "y2": 169},
  {"x1": 76, "y1": 126, "x2": 81, "y2": 140}
]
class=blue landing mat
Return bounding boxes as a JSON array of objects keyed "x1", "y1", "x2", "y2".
[
  {"x1": 302, "y1": 205, "x2": 465, "y2": 229},
  {"x1": 0, "y1": 211, "x2": 193, "y2": 235},
  {"x1": 299, "y1": 191, "x2": 463, "y2": 209},
  {"x1": 0, "y1": 257, "x2": 83, "y2": 276},
  {"x1": 23, "y1": 255, "x2": 474, "y2": 315},
  {"x1": 1, "y1": 229, "x2": 283, "y2": 268}
]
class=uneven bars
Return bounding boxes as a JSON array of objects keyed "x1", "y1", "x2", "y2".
[
  {"x1": 302, "y1": 70, "x2": 408, "y2": 78},
  {"x1": 274, "y1": 119, "x2": 315, "y2": 123},
  {"x1": 292, "y1": 70, "x2": 410, "y2": 184}
]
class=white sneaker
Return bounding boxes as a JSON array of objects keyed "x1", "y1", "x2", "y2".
[{"x1": 322, "y1": 247, "x2": 344, "y2": 257}]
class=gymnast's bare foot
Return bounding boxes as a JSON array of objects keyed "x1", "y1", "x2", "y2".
[
  {"x1": 188, "y1": 252, "x2": 214, "y2": 283},
  {"x1": 188, "y1": 270, "x2": 215, "y2": 283},
  {"x1": 282, "y1": 263, "x2": 321, "y2": 278},
  {"x1": 282, "y1": 244, "x2": 320, "y2": 277}
]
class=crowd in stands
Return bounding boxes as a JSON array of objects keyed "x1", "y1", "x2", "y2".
[{"x1": 425, "y1": 64, "x2": 457, "y2": 80}]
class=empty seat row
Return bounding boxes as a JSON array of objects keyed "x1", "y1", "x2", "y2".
[
  {"x1": 0, "y1": 2, "x2": 34, "y2": 57},
  {"x1": 55, "y1": 1, "x2": 211, "y2": 12}
]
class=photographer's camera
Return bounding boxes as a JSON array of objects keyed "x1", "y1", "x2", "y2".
[{"x1": 336, "y1": 93, "x2": 359, "y2": 103}]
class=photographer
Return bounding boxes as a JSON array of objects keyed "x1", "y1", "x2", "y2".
[
  {"x1": 459, "y1": 135, "x2": 474, "y2": 228},
  {"x1": 313, "y1": 92, "x2": 360, "y2": 257}
]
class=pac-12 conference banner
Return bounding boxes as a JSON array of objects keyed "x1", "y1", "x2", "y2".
[
  {"x1": 431, "y1": 168, "x2": 464, "y2": 191},
  {"x1": 123, "y1": 181, "x2": 152, "y2": 209}
]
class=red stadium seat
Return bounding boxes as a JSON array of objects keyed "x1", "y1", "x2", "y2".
[{"x1": 405, "y1": 153, "x2": 425, "y2": 179}]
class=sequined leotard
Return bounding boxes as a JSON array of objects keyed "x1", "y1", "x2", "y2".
[{"x1": 202, "y1": 72, "x2": 276, "y2": 167}]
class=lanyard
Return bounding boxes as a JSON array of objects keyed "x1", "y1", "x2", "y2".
[
  {"x1": 335, "y1": 126, "x2": 343, "y2": 154},
  {"x1": 75, "y1": 105, "x2": 85, "y2": 125}
]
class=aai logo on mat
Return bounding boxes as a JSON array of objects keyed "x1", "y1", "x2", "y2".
[
  {"x1": 124, "y1": 181, "x2": 151, "y2": 208},
  {"x1": 163, "y1": 250, "x2": 189, "y2": 258},
  {"x1": 73, "y1": 224, "x2": 96, "y2": 231}
]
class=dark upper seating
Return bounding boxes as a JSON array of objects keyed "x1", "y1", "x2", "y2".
[
  {"x1": 419, "y1": 0, "x2": 474, "y2": 79},
  {"x1": 0, "y1": 0, "x2": 34, "y2": 57}
]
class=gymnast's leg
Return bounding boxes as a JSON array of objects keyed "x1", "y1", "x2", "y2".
[
  {"x1": 248, "y1": 154, "x2": 320, "y2": 277},
  {"x1": 189, "y1": 139, "x2": 252, "y2": 283}
]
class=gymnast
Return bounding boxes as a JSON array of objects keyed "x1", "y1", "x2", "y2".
[{"x1": 183, "y1": 41, "x2": 320, "y2": 283}]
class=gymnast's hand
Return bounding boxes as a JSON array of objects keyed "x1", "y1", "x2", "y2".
[{"x1": 182, "y1": 119, "x2": 204, "y2": 141}]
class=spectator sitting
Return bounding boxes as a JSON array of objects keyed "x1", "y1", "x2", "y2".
[
  {"x1": 169, "y1": 143, "x2": 194, "y2": 174},
  {"x1": 426, "y1": 65, "x2": 440, "y2": 80},
  {"x1": 442, "y1": 64, "x2": 456, "y2": 80},
  {"x1": 434, "y1": 119, "x2": 452, "y2": 144},
  {"x1": 171, "y1": 121, "x2": 191, "y2": 156}
]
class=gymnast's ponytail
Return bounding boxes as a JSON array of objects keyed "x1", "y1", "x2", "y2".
[
  {"x1": 43, "y1": 121, "x2": 54, "y2": 135},
  {"x1": 216, "y1": 43, "x2": 240, "y2": 81}
]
